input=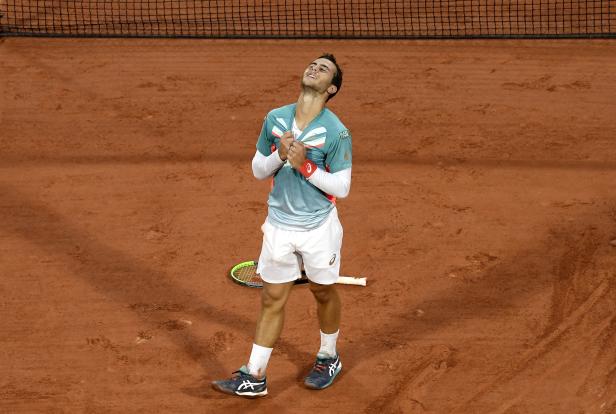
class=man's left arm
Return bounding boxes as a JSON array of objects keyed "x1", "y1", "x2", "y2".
[{"x1": 304, "y1": 167, "x2": 351, "y2": 198}]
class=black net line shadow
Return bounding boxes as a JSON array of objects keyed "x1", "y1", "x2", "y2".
[{"x1": 3, "y1": 153, "x2": 616, "y2": 172}]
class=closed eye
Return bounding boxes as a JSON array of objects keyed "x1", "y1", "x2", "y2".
[{"x1": 309, "y1": 62, "x2": 331, "y2": 73}]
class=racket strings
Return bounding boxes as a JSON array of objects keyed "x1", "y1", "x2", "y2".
[{"x1": 233, "y1": 264, "x2": 262, "y2": 286}]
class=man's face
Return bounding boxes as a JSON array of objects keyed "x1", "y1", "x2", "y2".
[{"x1": 301, "y1": 58, "x2": 337, "y2": 95}]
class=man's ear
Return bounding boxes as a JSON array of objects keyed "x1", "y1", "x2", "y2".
[{"x1": 327, "y1": 85, "x2": 338, "y2": 95}]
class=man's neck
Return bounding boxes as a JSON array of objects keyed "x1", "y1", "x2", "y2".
[{"x1": 295, "y1": 90, "x2": 327, "y2": 130}]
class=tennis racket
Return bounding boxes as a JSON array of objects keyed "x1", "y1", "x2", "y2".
[{"x1": 229, "y1": 260, "x2": 367, "y2": 288}]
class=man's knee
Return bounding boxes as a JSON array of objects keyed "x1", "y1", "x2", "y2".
[
  {"x1": 261, "y1": 282, "x2": 292, "y2": 310},
  {"x1": 309, "y1": 282, "x2": 337, "y2": 303}
]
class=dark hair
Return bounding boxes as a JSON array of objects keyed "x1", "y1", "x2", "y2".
[{"x1": 319, "y1": 53, "x2": 343, "y2": 101}]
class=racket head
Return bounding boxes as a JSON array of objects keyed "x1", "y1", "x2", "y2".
[
  {"x1": 229, "y1": 261, "x2": 264, "y2": 288},
  {"x1": 229, "y1": 261, "x2": 309, "y2": 288}
]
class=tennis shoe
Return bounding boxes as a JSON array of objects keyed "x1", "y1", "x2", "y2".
[
  {"x1": 211, "y1": 365, "x2": 268, "y2": 398},
  {"x1": 304, "y1": 352, "x2": 342, "y2": 390}
]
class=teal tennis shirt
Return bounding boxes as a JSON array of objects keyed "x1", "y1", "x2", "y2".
[{"x1": 256, "y1": 103, "x2": 352, "y2": 230}]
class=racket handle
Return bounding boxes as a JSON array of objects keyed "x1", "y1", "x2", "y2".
[{"x1": 336, "y1": 276, "x2": 367, "y2": 286}]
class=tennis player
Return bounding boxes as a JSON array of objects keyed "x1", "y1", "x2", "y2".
[{"x1": 212, "y1": 54, "x2": 352, "y2": 398}]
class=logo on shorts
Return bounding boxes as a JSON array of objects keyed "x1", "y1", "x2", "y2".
[{"x1": 329, "y1": 254, "x2": 336, "y2": 266}]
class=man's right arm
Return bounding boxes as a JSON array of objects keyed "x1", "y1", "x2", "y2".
[{"x1": 252, "y1": 150, "x2": 285, "y2": 180}]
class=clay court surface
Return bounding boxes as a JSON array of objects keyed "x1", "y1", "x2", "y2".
[{"x1": 1, "y1": 37, "x2": 616, "y2": 413}]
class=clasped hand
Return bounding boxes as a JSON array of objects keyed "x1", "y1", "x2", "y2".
[{"x1": 278, "y1": 131, "x2": 306, "y2": 169}]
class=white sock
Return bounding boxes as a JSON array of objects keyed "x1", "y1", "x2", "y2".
[
  {"x1": 247, "y1": 343, "x2": 273, "y2": 378},
  {"x1": 318, "y1": 330, "x2": 339, "y2": 358}
]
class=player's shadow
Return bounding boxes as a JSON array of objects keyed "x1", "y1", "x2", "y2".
[{"x1": 0, "y1": 183, "x2": 313, "y2": 402}]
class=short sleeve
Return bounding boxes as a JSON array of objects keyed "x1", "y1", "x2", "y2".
[
  {"x1": 256, "y1": 115, "x2": 273, "y2": 156},
  {"x1": 325, "y1": 129, "x2": 352, "y2": 173}
]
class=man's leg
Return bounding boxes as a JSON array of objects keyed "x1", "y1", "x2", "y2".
[
  {"x1": 309, "y1": 282, "x2": 341, "y2": 336},
  {"x1": 247, "y1": 280, "x2": 294, "y2": 378},
  {"x1": 211, "y1": 280, "x2": 294, "y2": 398},
  {"x1": 304, "y1": 282, "x2": 343, "y2": 390},
  {"x1": 253, "y1": 280, "x2": 294, "y2": 347}
]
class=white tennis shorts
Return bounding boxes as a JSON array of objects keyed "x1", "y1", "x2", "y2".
[{"x1": 257, "y1": 208, "x2": 343, "y2": 285}]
